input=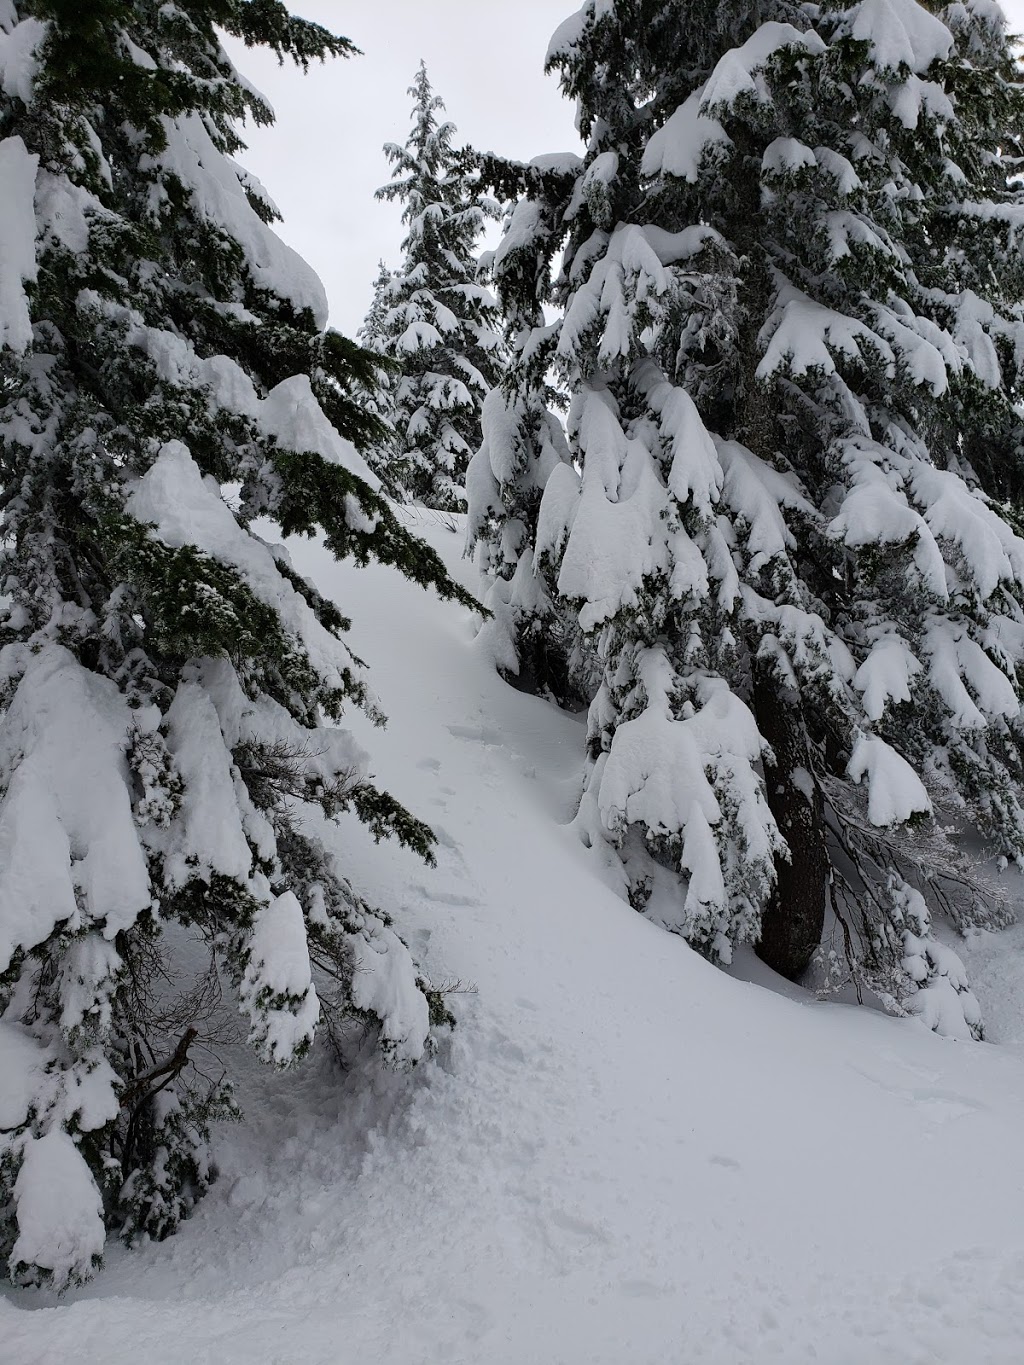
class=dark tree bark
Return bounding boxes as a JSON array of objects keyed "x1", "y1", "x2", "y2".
[{"x1": 753, "y1": 667, "x2": 828, "y2": 979}]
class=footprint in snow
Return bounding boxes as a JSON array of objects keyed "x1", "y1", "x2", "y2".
[
  {"x1": 426, "y1": 824, "x2": 467, "y2": 869},
  {"x1": 447, "y1": 721, "x2": 506, "y2": 747},
  {"x1": 709, "y1": 1154, "x2": 742, "y2": 1171},
  {"x1": 619, "y1": 1279, "x2": 671, "y2": 1299},
  {"x1": 547, "y1": 1207, "x2": 610, "y2": 1245},
  {"x1": 411, "y1": 882, "x2": 480, "y2": 907}
]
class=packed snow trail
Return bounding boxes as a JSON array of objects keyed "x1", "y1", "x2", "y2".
[{"x1": 5, "y1": 511, "x2": 1024, "y2": 1364}]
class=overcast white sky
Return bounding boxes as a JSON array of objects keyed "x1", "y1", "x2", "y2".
[
  {"x1": 224, "y1": 1, "x2": 578, "y2": 336},
  {"x1": 227, "y1": 0, "x2": 1024, "y2": 338}
]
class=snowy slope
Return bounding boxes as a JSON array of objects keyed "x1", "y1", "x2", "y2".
[{"x1": 5, "y1": 510, "x2": 1024, "y2": 1365}]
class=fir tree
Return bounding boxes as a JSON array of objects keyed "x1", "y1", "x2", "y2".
[
  {"x1": 465, "y1": 156, "x2": 587, "y2": 702},
  {"x1": 0, "y1": 1, "x2": 476, "y2": 1289},
  {"x1": 477, "y1": 0, "x2": 1024, "y2": 1034},
  {"x1": 362, "y1": 62, "x2": 506, "y2": 511}
]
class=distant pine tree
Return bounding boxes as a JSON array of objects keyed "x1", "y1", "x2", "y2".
[
  {"x1": 364, "y1": 63, "x2": 506, "y2": 511},
  {"x1": 476, "y1": 0, "x2": 1024, "y2": 1036},
  {"x1": 0, "y1": 1, "x2": 474, "y2": 1289}
]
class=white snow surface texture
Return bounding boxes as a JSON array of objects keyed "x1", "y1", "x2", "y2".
[{"x1": 5, "y1": 513, "x2": 1024, "y2": 1364}]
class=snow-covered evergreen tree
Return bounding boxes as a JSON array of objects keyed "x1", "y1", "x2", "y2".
[
  {"x1": 0, "y1": 1, "x2": 475, "y2": 1290},
  {"x1": 465, "y1": 156, "x2": 585, "y2": 698},
  {"x1": 483, "y1": 0, "x2": 1024, "y2": 1032},
  {"x1": 363, "y1": 63, "x2": 505, "y2": 511}
]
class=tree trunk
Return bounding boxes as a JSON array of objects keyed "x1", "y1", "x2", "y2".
[{"x1": 752, "y1": 667, "x2": 828, "y2": 979}]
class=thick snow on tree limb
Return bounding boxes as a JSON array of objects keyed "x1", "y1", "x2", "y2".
[
  {"x1": 481, "y1": 0, "x2": 1024, "y2": 1033},
  {"x1": 0, "y1": 0, "x2": 464, "y2": 1286}
]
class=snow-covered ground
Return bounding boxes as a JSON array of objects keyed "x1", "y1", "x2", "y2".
[{"x1": 5, "y1": 511, "x2": 1024, "y2": 1364}]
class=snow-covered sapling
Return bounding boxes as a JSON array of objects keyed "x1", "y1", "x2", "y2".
[{"x1": 362, "y1": 63, "x2": 506, "y2": 511}]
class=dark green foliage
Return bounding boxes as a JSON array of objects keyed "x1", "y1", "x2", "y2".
[
  {"x1": 264, "y1": 449, "x2": 482, "y2": 610},
  {"x1": 475, "y1": 0, "x2": 1024, "y2": 1027},
  {"x1": 0, "y1": 0, "x2": 462, "y2": 1287}
]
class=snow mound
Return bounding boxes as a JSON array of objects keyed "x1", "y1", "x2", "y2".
[
  {"x1": 846, "y1": 0, "x2": 953, "y2": 72},
  {"x1": 10, "y1": 1132, "x2": 105, "y2": 1290}
]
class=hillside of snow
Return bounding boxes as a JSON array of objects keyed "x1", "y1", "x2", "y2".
[{"x1": 5, "y1": 510, "x2": 1024, "y2": 1365}]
